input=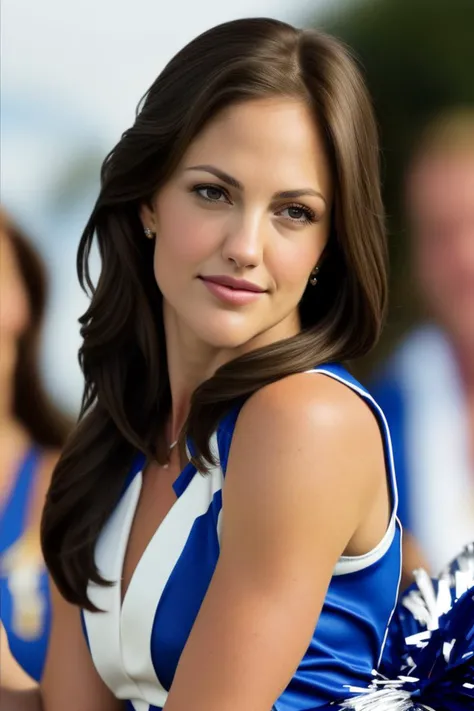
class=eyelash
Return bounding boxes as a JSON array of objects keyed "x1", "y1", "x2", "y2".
[{"x1": 191, "y1": 184, "x2": 318, "y2": 225}]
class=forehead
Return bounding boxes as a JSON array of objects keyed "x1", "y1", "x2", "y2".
[{"x1": 181, "y1": 98, "x2": 332, "y2": 197}]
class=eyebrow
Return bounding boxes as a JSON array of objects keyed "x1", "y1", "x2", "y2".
[{"x1": 185, "y1": 164, "x2": 326, "y2": 205}]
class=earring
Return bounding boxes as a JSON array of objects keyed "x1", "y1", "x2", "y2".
[
  {"x1": 309, "y1": 266, "x2": 320, "y2": 286},
  {"x1": 144, "y1": 227, "x2": 155, "y2": 239}
]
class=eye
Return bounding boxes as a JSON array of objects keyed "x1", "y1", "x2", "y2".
[
  {"x1": 193, "y1": 185, "x2": 230, "y2": 203},
  {"x1": 277, "y1": 204, "x2": 318, "y2": 225}
]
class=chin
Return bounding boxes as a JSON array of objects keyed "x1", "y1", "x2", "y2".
[{"x1": 189, "y1": 311, "x2": 261, "y2": 351}]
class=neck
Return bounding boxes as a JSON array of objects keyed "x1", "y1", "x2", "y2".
[
  {"x1": 163, "y1": 307, "x2": 224, "y2": 440},
  {"x1": 162, "y1": 303, "x2": 302, "y2": 441}
]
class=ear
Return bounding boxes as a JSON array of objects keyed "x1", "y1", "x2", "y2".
[{"x1": 139, "y1": 200, "x2": 157, "y2": 233}]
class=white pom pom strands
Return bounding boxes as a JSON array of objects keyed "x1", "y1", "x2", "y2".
[
  {"x1": 338, "y1": 685, "x2": 433, "y2": 710},
  {"x1": 338, "y1": 674, "x2": 435, "y2": 711},
  {"x1": 336, "y1": 543, "x2": 474, "y2": 711}
]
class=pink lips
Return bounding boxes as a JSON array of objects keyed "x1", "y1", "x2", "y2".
[{"x1": 199, "y1": 275, "x2": 266, "y2": 305}]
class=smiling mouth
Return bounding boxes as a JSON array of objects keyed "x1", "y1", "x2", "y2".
[
  {"x1": 199, "y1": 276, "x2": 266, "y2": 305},
  {"x1": 199, "y1": 275, "x2": 266, "y2": 292}
]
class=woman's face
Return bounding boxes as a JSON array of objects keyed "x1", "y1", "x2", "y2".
[{"x1": 142, "y1": 98, "x2": 332, "y2": 354}]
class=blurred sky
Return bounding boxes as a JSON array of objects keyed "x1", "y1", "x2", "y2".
[
  {"x1": 2, "y1": 0, "x2": 330, "y2": 414},
  {"x1": 2, "y1": 0, "x2": 329, "y2": 141}
]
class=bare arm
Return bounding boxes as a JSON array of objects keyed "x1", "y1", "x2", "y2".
[
  {"x1": 163, "y1": 374, "x2": 388, "y2": 711},
  {"x1": 1, "y1": 581, "x2": 122, "y2": 711}
]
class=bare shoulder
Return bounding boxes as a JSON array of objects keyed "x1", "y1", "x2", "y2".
[
  {"x1": 224, "y1": 370, "x2": 385, "y2": 529},
  {"x1": 234, "y1": 369, "x2": 381, "y2": 456},
  {"x1": 222, "y1": 370, "x2": 386, "y2": 575}
]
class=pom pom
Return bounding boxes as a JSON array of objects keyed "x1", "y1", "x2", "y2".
[{"x1": 336, "y1": 544, "x2": 474, "y2": 711}]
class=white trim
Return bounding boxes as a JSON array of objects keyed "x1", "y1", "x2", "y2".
[
  {"x1": 84, "y1": 475, "x2": 144, "y2": 700},
  {"x1": 305, "y1": 367, "x2": 399, "y2": 576},
  {"x1": 216, "y1": 509, "x2": 223, "y2": 542},
  {"x1": 333, "y1": 517, "x2": 397, "y2": 576},
  {"x1": 129, "y1": 702, "x2": 149, "y2": 711},
  {"x1": 377, "y1": 517, "x2": 403, "y2": 668}
]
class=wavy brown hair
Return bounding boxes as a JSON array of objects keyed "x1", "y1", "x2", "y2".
[
  {"x1": 42, "y1": 18, "x2": 387, "y2": 609},
  {"x1": 1, "y1": 209, "x2": 71, "y2": 448}
]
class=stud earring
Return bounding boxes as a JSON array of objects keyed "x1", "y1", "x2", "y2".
[
  {"x1": 309, "y1": 266, "x2": 320, "y2": 286},
  {"x1": 144, "y1": 227, "x2": 155, "y2": 239}
]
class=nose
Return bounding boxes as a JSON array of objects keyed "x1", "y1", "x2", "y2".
[{"x1": 221, "y1": 214, "x2": 264, "y2": 270}]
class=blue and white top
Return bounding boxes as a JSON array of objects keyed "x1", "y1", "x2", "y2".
[
  {"x1": 0, "y1": 447, "x2": 51, "y2": 682},
  {"x1": 83, "y1": 364, "x2": 402, "y2": 711}
]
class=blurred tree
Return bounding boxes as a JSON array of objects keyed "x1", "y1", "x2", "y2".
[
  {"x1": 49, "y1": 151, "x2": 102, "y2": 216},
  {"x1": 310, "y1": 0, "x2": 474, "y2": 373}
]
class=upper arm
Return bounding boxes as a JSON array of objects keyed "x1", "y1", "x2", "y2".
[
  {"x1": 41, "y1": 582, "x2": 122, "y2": 711},
  {"x1": 164, "y1": 374, "x2": 385, "y2": 711}
]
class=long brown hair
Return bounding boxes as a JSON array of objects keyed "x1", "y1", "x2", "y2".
[
  {"x1": 42, "y1": 18, "x2": 387, "y2": 609},
  {"x1": 1, "y1": 209, "x2": 71, "y2": 448}
]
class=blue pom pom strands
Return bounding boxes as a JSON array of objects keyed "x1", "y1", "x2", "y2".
[{"x1": 335, "y1": 543, "x2": 474, "y2": 711}]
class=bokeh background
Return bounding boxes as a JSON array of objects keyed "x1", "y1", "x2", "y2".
[{"x1": 318, "y1": 0, "x2": 474, "y2": 375}]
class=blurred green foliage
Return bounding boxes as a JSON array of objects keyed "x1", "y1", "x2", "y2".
[{"x1": 311, "y1": 0, "x2": 474, "y2": 372}]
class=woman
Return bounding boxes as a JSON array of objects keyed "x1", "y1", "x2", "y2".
[
  {"x1": 0, "y1": 210, "x2": 70, "y2": 687},
  {"x1": 3, "y1": 18, "x2": 401, "y2": 711}
]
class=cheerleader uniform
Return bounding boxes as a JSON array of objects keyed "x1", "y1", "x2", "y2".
[
  {"x1": 83, "y1": 364, "x2": 402, "y2": 710},
  {"x1": 0, "y1": 447, "x2": 51, "y2": 682}
]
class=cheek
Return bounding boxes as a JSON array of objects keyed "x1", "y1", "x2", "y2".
[
  {"x1": 154, "y1": 195, "x2": 222, "y2": 268},
  {"x1": 270, "y1": 237, "x2": 324, "y2": 294}
]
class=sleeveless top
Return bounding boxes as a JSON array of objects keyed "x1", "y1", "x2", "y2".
[
  {"x1": 83, "y1": 364, "x2": 402, "y2": 711},
  {"x1": 0, "y1": 447, "x2": 51, "y2": 682}
]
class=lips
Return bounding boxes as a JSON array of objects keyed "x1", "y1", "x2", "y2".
[
  {"x1": 199, "y1": 275, "x2": 265, "y2": 293},
  {"x1": 199, "y1": 275, "x2": 266, "y2": 306}
]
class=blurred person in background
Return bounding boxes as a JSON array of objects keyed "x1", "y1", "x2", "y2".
[
  {"x1": 0, "y1": 209, "x2": 71, "y2": 687},
  {"x1": 370, "y1": 109, "x2": 474, "y2": 582}
]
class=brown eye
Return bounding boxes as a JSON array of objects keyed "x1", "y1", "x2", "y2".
[{"x1": 194, "y1": 185, "x2": 229, "y2": 203}]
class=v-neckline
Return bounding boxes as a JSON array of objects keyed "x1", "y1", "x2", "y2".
[
  {"x1": 118, "y1": 456, "x2": 197, "y2": 611},
  {"x1": 83, "y1": 438, "x2": 224, "y2": 710}
]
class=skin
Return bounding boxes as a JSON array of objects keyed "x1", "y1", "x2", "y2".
[
  {"x1": 7, "y1": 97, "x2": 390, "y2": 711},
  {"x1": 0, "y1": 229, "x2": 59, "y2": 690}
]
